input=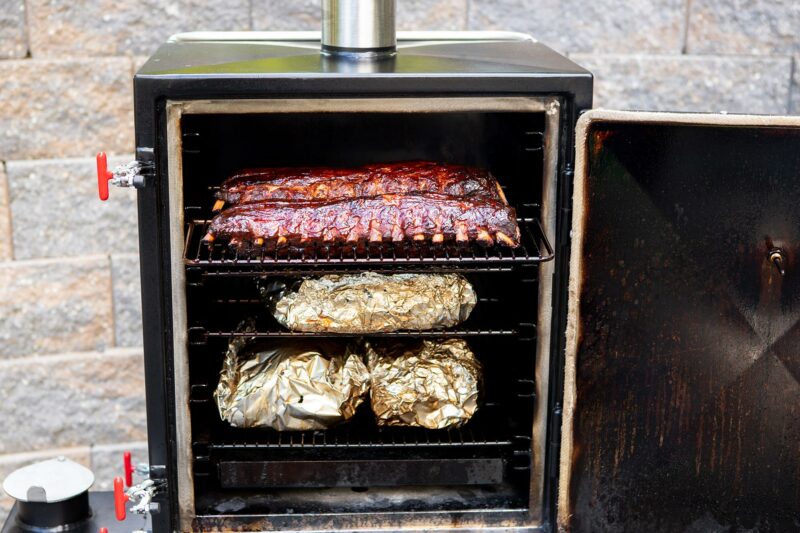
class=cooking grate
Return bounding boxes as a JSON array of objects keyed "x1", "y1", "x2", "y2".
[
  {"x1": 187, "y1": 297, "x2": 530, "y2": 342},
  {"x1": 194, "y1": 404, "x2": 529, "y2": 489},
  {"x1": 196, "y1": 264, "x2": 519, "y2": 277},
  {"x1": 193, "y1": 403, "x2": 526, "y2": 454},
  {"x1": 184, "y1": 218, "x2": 553, "y2": 268},
  {"x1": 207, "y1": 417, "x2": 515, "y2": 450},
  {"x1": 190, "y1": 325, "x2": 520, "y2": 342}
]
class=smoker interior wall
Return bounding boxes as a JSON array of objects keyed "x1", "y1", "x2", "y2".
[
  {"x1": 181, "y1": 111, "x2": 545, "y2": 219},
  {"x1": 566, "y1": 121, "x2": 800, "y2": 531},
  {"x1": 179, "y1": 110, "x2": 547, "y2": 520}
]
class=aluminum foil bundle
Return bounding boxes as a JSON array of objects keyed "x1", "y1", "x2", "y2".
[
  {"x1": 269, "y1": 272, "x2": 477, "y2": 333},
  {"x1": 366, "y1": 338, "x2": 481, "y2": 429},
  {"x1": 214, "y1": 329, "x2": 370, "y2": 431}
]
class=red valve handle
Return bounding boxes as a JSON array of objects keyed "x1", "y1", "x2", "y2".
[
  {"x1": 96, "y1": 152, "x2": 113, "y2": 201},
  {"x1": 113, "y1": 476, "x2": 128, "y2": 521},
  {"x1": 123, "y1": 451, "x2": 133, "y2": 487}
]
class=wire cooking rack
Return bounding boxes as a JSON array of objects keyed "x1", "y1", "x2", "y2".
[{"x1": 184, "y1": 218, "x2": 553, "y2": 269}]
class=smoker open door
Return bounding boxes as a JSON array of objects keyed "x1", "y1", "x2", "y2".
[{"x1": 557, "y1": 110, "x2": 800, "y2": 532}]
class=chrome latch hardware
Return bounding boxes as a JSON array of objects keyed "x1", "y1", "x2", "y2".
[
  {"x1": 127, "y1": 478, "x2": 161, "y2": 515},
  {"x1": 96, "y1": 152, "x2": 152, "y2": 200},
  {"x1": 113, "y1": 476, "x2": 165, "y2": 520},
  {"x1": 109, "y1": 160, "x2": 145, "y2": 188}
]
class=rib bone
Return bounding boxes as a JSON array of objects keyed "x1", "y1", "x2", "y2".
[
  {"x1": 495, "y1": 232, "x2": 516, "y2": 247},
  {"x1": 477, "y1": 229, "x2": 494, "y2": 245}
]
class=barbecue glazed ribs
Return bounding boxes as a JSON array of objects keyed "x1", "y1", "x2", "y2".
[
  {"x1": 205, "y1": 192, "x2": 520, "y2": 247},
  {"x1": 216, "y1": 161, "x2": 506, "y2": 205}
]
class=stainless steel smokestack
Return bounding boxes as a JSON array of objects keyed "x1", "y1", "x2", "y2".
[{"x1": 321, "y1": 0, "x2": 396, "y2": 58}]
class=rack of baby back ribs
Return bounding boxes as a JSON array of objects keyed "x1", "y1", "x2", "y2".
[{"x1": 184, "y1": 161, "x2": 551, "y2": 490}]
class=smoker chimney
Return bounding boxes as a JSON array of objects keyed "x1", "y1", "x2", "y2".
[{"x1": 321, "y1": 0, "x2": 396, "y2": 58}]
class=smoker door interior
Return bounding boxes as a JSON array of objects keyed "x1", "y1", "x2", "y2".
[{"x1": 558, "y1": 110, "x2": 800, "y2": 532}]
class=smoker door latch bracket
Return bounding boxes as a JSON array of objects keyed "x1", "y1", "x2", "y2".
[
  {"x1": 113, "y1": 451, "x2": 160, "y2": 520},
  {"x1": 96, "y1": 152, "x2": 153, "y2": 200},
  {"x1": 113, "y1": 476, "x2": 165, "y2": 521}
]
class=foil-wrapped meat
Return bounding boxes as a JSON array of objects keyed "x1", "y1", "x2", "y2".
[
  {"x1": 269, "y1": 272, "x2": 477, "y2": 333},
  {"x1": 217, "y1": 161, "x2": 504, "y2": 204},
  {"x1": 214, "y1": 333, "x2": 369, "y2": 431},
  {"x1": 366, "y1": 339, "x2": 481, "y2": 429}
]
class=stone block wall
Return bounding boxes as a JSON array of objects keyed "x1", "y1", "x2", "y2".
[{"x1": 0, "y1": 0, "x2": 797, "y2": 520}]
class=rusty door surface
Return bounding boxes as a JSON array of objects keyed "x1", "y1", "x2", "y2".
[{"x1": 559, "y1": 111, "x2": 800, "y2": 532}]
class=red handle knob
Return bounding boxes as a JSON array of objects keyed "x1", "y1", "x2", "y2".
[
  {"x1": 96, "y1": 152, "x2": 113, "y2": 201},
  {"x1": 100, "y1": 528, "x2": 109, "y2": 533},
  {"x1": 113, "y1": 476, "x2": 128, "y2": 521},
  {"x1": 123, "y1": 451, "x2": 133, "y2": 487}
]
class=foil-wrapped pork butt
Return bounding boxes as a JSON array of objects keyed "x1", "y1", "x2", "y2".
[
  {"x1": 214, "y1": 332, "x2": 370, "y2": 431},
  {"x1": 366, "y1": 338, "x2": 482, "y2": 430},
  {"x1": 268, "y1": 272, "x2": 477, "y2": 334}
]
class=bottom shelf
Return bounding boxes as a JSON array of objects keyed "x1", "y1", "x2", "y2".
[{"x1": 195, "y1": 405, "x2": 529, "y2": 489}]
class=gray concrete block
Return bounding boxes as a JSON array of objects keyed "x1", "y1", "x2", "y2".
[
  {"x1": 27, "y1": 0, "x2": 250, "y2": 57},
  {"x1": 0, "y1": 164, "x2": 11, "y2": 261},
  {"x1": 396, "y1": 0, "x2": 468, "y2": 31},
  {"x1": 252, "y1": 0, "x2": 319, "y2": 31},
  {"x1": 253, "y1": 0, "x2": 467, "y2": 31},
  {"x1": 0, "y1": 58, "x2": 133, "y2": 160},
  {"x1": 0, "y1": 0, "x2": 26, "y2": 59},
  {"x1": 0, "y1": 348, "x2": 147, "y2": 454},
  {"x1": 0, "y1": 256, "x2": 113, "y2": 358},
  {"x1": 687, "y1": 0, "x2": 800, "y2": 55},
  {"x1": 469, "y1": 0, "x2": 686, "y2": 54},
  {"x1": 571, "y1": 54, "x2": 792, "y2": 115},
  {"x1": 6, "y1": 157, "x2": 138, "y2": 260},
  {"x1": 111, "y1": 254, "x2": 143, "y2": 348}
]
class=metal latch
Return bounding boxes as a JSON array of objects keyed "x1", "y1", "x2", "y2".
[
  {"x1": 114, "y1": 476, "x2": 164, "y2": 520},
  {"x1": 112, "y1": 450, "x2": 164, "y2": 521},
  {"x1": 96, "y1": 152, "x2": 152, "y2": 200},
  {"x1": 128, "y1": 478, "x2": 159, "y2": 514}
]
